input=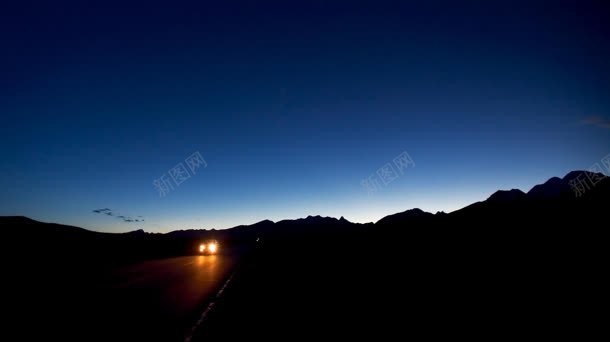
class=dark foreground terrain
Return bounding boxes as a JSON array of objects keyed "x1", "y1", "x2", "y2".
[
  {"x1": 6, "y1": 253, "x2": 241, "y2": 341},
  {"x1": 2, "y1": 171, "x2": 607, "y2": 341}
]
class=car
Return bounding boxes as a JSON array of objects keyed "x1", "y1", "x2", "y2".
[{"x1": 198, "y1": 240, "x2": 219, "y2": 255}]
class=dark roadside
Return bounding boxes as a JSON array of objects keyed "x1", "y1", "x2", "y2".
[{"x1": 192, "y1": 226, "x2": 603, "y2": 340}]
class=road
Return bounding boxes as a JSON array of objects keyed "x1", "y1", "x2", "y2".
[
  {"x1": 11, "y1": 254, "x2": 239, "y2": 342},
  {"x1": 104, "y1": 254, "x2": 238, "y2": 340}
]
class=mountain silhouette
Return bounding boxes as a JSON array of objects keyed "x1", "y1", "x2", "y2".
[
  {"x1": 1, "y1": 170, "x2": 607, "y2": 263},
  {"x1": 527, "y1": 176, "x2": 565, "y2": 199},
  {"x1": 376, "y1": 208, "x2": 434, "y2": 226},
  {"x1": 487, "y1": 189, "x2": 527, "y2": 202}
]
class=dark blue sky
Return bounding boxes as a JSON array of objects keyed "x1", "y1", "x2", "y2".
[{"x1": 1, "y1": 1, "x2": 609, "y2": 232}]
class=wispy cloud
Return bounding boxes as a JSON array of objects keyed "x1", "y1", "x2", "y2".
[
  {"x1": 582, "y1": 116, "x2": 610, "y2": 129},
  {"x1": 92, "y1": 208, "x2": 144, "y2": 223}
]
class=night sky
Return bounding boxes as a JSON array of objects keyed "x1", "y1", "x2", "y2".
[{"x1": 1, "y1": 1, "x2": 609, "y2": 232}]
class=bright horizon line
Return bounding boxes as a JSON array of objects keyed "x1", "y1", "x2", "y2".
[
  {"x1": 5, "y1": 168, "x2": 597, "y2": 234},
  {"x1": 11, "y1": 185, "x2": 532, "y2": 233}
]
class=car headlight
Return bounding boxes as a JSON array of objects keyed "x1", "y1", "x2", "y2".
[
  {"x1": 199, "y1": 244, "x2": 206, "y2": 253},
  {"x1": 208, "y1": 243, "x2": 217, "y2": 253}
]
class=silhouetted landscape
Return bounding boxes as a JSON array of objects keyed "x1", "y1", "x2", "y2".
[
  {"x1": 3, "y1": 170, "x2": 607, "y2": 340},
  {"x1": 5, "y1": 170, "x2": 607, "y2": 263}
]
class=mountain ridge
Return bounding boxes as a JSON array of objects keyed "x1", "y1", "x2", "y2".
[{"x1": 2, "y1": 170, "x2": 607, "y2": 235}]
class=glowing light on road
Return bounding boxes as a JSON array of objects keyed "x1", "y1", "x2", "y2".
[
  {"x1": 199, "y1": 244, "x2": 206, "y2": 253},
  {"x1": 208, "y1": 243, "x2": 217, "y2": 253}
]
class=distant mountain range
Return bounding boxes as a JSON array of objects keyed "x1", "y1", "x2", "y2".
[{"x1": 1, "y1": 170, "x2": 608, "y2": 263}]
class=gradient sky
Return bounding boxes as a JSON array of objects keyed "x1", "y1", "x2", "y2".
[{"x1": 1, "y1": 1, "x2": 609, "y2": 232}]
